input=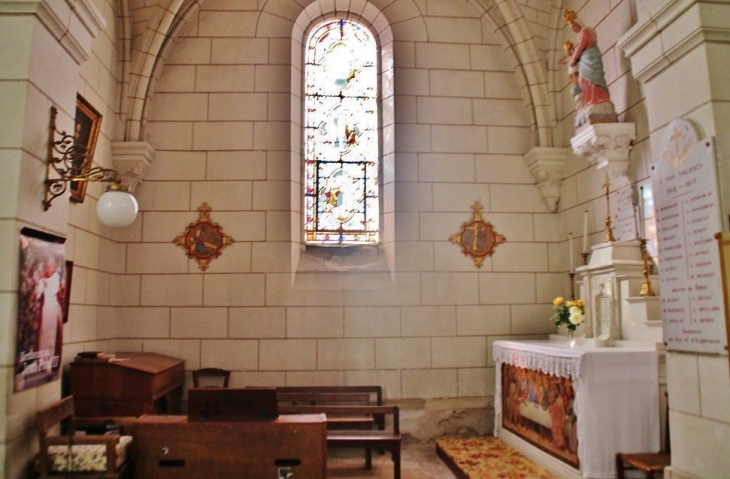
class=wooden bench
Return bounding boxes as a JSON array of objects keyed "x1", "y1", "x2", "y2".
[
  {"x1": 274, "y1": 385, "x2": 385, "y2": 431},
  {"x1": 36, "y1": 396, "x2": 136, "y2": 479},
  {"x1": 275, "y1": 385, "x2": 383, "y2": 405},
  {"x1": 278, "y1": 404, "x2": 401, "y2": 479},
  {"x1": 132, "y1": 414, "x2": 327, "y2": 479},
  {"x1": 276, "y1": 391, "x2": 377, "y2": 429}
]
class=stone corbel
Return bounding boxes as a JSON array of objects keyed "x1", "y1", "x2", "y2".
[
  {"x1": 111, "y1": 141, "x2": 155, "y2": 193},
  {"x1": 570, "y1": 123, "x2": 636, "y2": 179},
  {"x1": 523, "y1": 147, "x2": 568, "y2": 213}
]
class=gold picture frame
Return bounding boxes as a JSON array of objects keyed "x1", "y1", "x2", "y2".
[{"x1": 70, "y1": 95, "x2": 103, "y2": 203}]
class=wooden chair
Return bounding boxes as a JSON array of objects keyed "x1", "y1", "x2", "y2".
[
  {"x1": 192, "y1": 367, "x2": 230, "y2": 388},
  {"x1": 36, "y1": 396, "x2": 135, "y2": 479},
  {"x1": 616, "y1": 393, "x2": 671, "y2": 479}
]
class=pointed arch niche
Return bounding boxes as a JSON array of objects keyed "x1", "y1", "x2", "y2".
[{"x1": 291, "y1": 1, "x2": 395, "y2": 273}]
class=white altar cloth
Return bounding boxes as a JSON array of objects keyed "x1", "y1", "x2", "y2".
[{"x1": 493, "y1": 340, "x2": 660, "y2": 479}]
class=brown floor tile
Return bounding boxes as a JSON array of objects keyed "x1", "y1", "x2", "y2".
[{"x1": 326, "y1": 442, "x2": 457, "y2": 479}]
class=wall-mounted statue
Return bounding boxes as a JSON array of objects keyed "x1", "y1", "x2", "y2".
[{"x1": 563, "y1": 9, "x2": 618, "y2": 130}]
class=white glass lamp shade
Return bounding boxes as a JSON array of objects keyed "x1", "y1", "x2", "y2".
[{"x1": 96, "y1": 184, "x2": 138, "y2": 227}]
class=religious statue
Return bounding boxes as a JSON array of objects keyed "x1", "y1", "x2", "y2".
[{"x1": 563, "y1": 9, "x2": 618, "y2": 130}]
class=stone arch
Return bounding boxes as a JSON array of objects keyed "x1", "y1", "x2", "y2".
[
  {"x1": 122, "y1": 0, "x2": 552, "y2": 145},
  {"x1": 470, "y1": 0, "x2": 554, "y2": 148},
  {"x1": 121, "y1": 0, "x2": 200, "y2": 141}
]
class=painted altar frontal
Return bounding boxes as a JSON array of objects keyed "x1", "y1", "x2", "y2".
[{"x1": 493, "y1": 340, "x2": 660, "y2": 479}]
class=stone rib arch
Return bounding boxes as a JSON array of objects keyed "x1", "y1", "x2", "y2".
[
  {"x1": 135, "y1": 0, "x2": 204, "y2": 141},
  {"x1": 123, "y1": 0, "x2": 197, "y2": 141},
  {"x1": 470, "y1": 0, "x2": 553, "y2": 148},
  {"x1": 124, "y1": 0, "x2": 314, "y2": 142},
  {"x1": 120, "y1": 0, "x2": 555, "y2": 149},
  {"x1": 475, "y1": 6, "x2": 537, "y2": 146},
  {"x1": 546, "y1": 0, "x2": 570, "y2": 147}
]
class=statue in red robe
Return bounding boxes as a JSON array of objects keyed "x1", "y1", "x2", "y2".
[{"x1": 564, "y1": 9, "x2": 618, "y2": 130}]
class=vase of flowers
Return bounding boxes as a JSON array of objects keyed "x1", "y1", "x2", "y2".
[{"x1": 551, "y1": 297, "x2": 585, "y2": 347}]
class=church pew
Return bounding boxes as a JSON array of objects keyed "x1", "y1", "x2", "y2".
[
  {"x1": 273, "y1": 385, "x2": 385, "y2": 431},
  {"x1": 278, "y1": 404, "x2": 401, "y2": 479}
]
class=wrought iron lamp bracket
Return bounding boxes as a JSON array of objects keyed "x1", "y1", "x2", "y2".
[{"x1": 44, "y1": 106, "x2": 121, "y2": 210}]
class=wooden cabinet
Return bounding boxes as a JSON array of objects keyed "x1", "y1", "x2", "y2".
[
  {"x1": 70, "y1": 352, "x2": 184, "y2": 417},
  {"x1": 132, "y1": 414, "x2": 327, "y2": 479}
]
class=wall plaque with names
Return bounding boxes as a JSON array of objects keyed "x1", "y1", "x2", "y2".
[
  {"x1": 652, "y1": 119, "x2": 727, "y2": 354},
  {"x1": 612, "y1": 184, "x2": 639, "y2": 241}
]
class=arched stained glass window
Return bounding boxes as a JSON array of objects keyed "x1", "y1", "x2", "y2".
[{"x1": 304, "y1": 18, "x2": 379, "y2": 245}]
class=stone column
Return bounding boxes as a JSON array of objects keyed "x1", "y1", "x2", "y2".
[
  {"x1": 618, "y1": 2, "x2": 730, "y2": 477},
  {"x1": 0, "y1": 2, "x2": 104, "y2": 478}
]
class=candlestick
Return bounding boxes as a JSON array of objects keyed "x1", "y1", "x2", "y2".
[
  {"x1": 581, "y1": 252, "x2": 590, "y2": 266},
  {"x1": 569, "y1": 232, "x2": 574, "y2": 272},
  {"x1": 603, "y1": 176, "x2": 616, "y2": 243},
  {"x1": 639, "y1": 238, "x2": 656, "y2": 297},
  {"x1": 582, "y1": 210, "x2": 588, "y2": 253},
  {"x1": 568, "y1": 272, "x2": 576, "y2": 300}
]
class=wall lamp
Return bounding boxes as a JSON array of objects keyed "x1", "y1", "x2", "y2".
[{"x1": 45, "y1": 107, "x2": 138, "y2": 227}]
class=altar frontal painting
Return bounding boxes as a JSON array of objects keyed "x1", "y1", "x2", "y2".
[{"x1": 501, "y1": 363, "x2": 579, "y2": 467}]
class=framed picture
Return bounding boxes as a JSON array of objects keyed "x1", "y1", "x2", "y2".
[
  {"x1": 70, "y1": 94, "x2": 103, "y2": 203},
  {"x1": 15, "y1": 228, "x2": 67, "y2": 392}
]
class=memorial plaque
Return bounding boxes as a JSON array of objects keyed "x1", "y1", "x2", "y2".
[
  {"x1": 612, "y1": 184, "x2": 639, "y2": 241},
  {"x1": 652, "y1": 119, "x2": 727, "y2": 354}
]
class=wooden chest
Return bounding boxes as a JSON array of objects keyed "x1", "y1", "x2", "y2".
[{"x1": 70, "y1": 352, "x2": 184, "y2": 417}]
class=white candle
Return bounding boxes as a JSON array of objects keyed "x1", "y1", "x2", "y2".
[
  {"x1": 582, "y1": 210, "x2": 589, "y2": 253},
  {"x1": 569, "y1": 232, "x2": 574, "y2": 271}
]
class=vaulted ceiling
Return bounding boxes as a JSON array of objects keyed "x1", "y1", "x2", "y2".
[{"x1": 117, "y1": 0, "x2": 568, "y2": 147}]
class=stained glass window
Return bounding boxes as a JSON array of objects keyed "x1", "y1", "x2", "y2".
[{"x1": 304, "y1": 18, "x2": 379, "y2": 245}]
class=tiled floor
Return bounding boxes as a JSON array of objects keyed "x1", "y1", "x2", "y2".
[{"x1": 326, "y1": 442, "x2": 457, "y2": 479}]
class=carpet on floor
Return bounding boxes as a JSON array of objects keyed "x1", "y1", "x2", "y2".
[{"x1": 435, "y1": 436, "x2": 559, "y2": 479}]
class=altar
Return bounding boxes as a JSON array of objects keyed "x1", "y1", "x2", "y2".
[{"x1": 493, "y1": 340, "x2": 660, "y2": 479}]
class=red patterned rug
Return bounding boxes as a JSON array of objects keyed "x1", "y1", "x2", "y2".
[{"x1": 435, "y1": 436, "x2": 558, "y2": 479}]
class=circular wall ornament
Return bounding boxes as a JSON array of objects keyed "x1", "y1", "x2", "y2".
[
  {"x1": 173, "y1": 203, "x2": 234, "y2": 271},
  {"x1": 449, "y1": 201, "x2": 506, "y2": 268}
]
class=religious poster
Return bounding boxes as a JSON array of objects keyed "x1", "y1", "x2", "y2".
[
  {"x1": 15, "y1": 229, "x2": 67, "y2": 391},
  {"x1": 652, "y1": 119, "x2": 727, "y2": 354},
  {"x1": 501, "y1": 363, "x2": 579, "y2": 467}
]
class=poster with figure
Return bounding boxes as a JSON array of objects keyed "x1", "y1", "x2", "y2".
[
  {"x1": 15, "y1": 229, "x2": 67, "y2": 391},
  {"x1": 501, "y1": 363, "x2": 579, "y2": 467}
]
